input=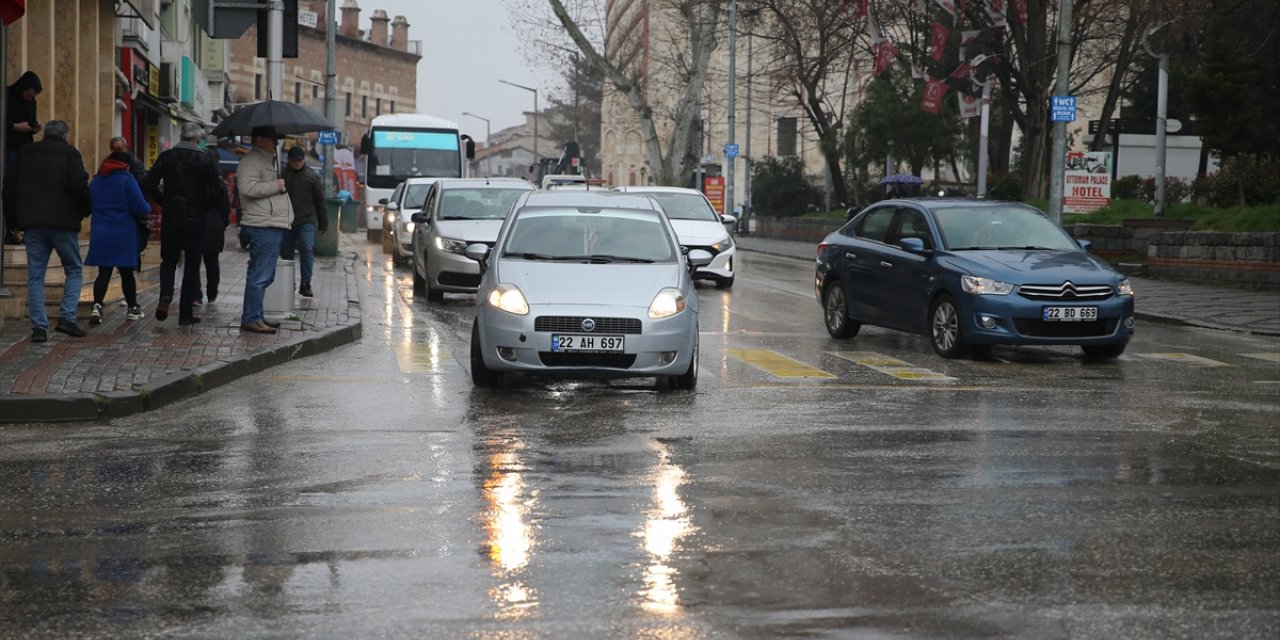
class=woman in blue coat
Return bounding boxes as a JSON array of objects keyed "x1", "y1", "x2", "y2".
[{"x1": 86, "y1": 150, "x2": 151, "y2": 324}]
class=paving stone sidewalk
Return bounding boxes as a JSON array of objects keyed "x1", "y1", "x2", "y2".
[{"x1": 0, "y1": 235, "x2": 362, "y2": 423}]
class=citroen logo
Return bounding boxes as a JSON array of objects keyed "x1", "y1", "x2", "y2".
[{"x1": 581, "y1": 318, "x2": 596, "y2": 332}]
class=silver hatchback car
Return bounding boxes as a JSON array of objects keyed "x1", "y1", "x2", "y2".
[
  {"x1": 467, "y1": 191, "x2": 713, "y2": 389},
  {"x1": 409, "y1": 178, "x2": 535, "y2": 300}
]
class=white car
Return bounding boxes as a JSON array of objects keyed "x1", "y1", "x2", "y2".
[
  {"x1": 383, "y1": 177, "x2": 439, "y2": 263},
  {"x1": 614, "y1": 186, "x2": 737, "y2": 289},
  {"x1": 409, "y1": 178, "x2": 535, "y2": 301},
  {"x1": 366, "y1": 181, "x2": 403, "y2": 244}
]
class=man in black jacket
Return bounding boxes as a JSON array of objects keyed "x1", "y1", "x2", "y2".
[
  {"x1": 281, "y1": 146, "x2": 327, "y2": 297},
  {"x1": 15, "y1": 120, "x2": 90, "y2": 342},
  {"x1": 143, "y1": 122, "x2": 221, "y2": 325},
  {"x1": 4, "y1": 70, "x2": 42, "y2": 244}
]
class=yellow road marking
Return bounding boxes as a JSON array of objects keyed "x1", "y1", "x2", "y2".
[
  {"x1": 1136, "y1": 353, "x2": 1231, "y2": 367},
  {"x1": 392, "y1": 343, "x2": 450, "y2": 374},
  {"x1": 726, "y1": 348, "x2": 835, "y2": 378},
  {"x1": 1241, "y1": 353, "x2": 1280, "y2": 363},
  {"x1": 270, "y1": 375, "x2": 413, "y2": 384},
  {"x1": 827, "y1": 351, "x2": 957, "y2": 382}
]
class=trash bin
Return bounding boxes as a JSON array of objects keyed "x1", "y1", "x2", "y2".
[
  {"x1": 264, "y1": 259, "x2": 295, "y2": 314},
  {"x1": 317, "y1": 198, "x2": 341, "y2": 257},
  {"x1": 339, "y1": 198, "x2": 359, "y2": 233}
]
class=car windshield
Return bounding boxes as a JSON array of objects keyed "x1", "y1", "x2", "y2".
[
  {"x1": 404, "y1": 184, "x2": 432, "y2": 209},
  {"x1": 934, "y1": 206, "x2": 1079, "y2": 251},
  {"x1": 502, "y1": 208, "x2": 677, "y2": 263},
  {"x1": 640, "y1": 192, "x2": 721, "y2": 221},
  {"x1": 437, "y1": 188, "x2": 527, "y2": 220}
]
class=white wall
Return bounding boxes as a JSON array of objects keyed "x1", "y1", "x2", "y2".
[{"x1": 1115, "y1": 133, "x2": 1219, "y2": 182}]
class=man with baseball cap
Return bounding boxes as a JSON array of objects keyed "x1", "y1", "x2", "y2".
[{"x1": 281, "y1": 145, "x2": 326, "y2": 297}]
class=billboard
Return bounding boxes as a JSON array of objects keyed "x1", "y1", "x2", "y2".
[{"x1": 1063, "y1": 151, "x2": 1112, "y2": 214}]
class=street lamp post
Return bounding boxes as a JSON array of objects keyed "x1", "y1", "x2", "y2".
[
  {"x1": 499, "y1": 79, "x2": 539, "y2": 168},
  {"x1": 462, "y1": 111, "x2": 492, "y2": 177},
  {"x1": 725, "y1": 0, "x2": 738, "y2": 224}
]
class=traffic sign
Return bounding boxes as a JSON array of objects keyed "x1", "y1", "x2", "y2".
[
  {"x1": 724, "y1": 143, "x2": 740, "y2": 158},
  {"x1": 318, "y1": 129, "x2": 340, "y2": 145},
  {"x1": 1051, "y1": 96, "x2": 1076, "y2": 122}
]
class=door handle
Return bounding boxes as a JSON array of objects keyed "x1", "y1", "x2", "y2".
[
  {"x1": 844, "y1": 252, "x2": 857, "y2": 259},
  {"x1": 879, "y1": 261, "x2": 893, "y2": 268}
]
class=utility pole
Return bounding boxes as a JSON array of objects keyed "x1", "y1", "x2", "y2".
[
  {"x1": 1143, "y1": 25, "x2": 1171, "y2": 217},
  {"x1": 977, "y1": 80, "x2": 991, "y2": 197},
  {"x1": 742, "y1": 19, "x2": 754, "y2": 234},
  {"x1": 725, "y1": 0, "x2": 738, "y2": 223},
  {"x1": 267, "y1": 0, "x2": 284, "y2": 100},
  {"x1": 322, "y1": 0, "x2": 337, "y2": 197},
  {"x1": 1048, "y1": 0, "x2": 1074, "y2": 224}
]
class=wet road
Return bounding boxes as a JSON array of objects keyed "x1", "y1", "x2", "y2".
[{"x1": 2, "y1": 243, "x2": 1278, "y2": 639}]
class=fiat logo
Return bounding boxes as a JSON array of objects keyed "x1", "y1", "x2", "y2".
[{"x1": 581, "y1": 318, "x2": 596, "y2": 332}]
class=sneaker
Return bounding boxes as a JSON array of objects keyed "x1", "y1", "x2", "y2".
[
  {"x1": 126, "y1": 305, "x2": 145, "y2": 320},
  {"x1": 31, "y1": 328, "x2": 47, "y2": 343},
  {"x1": 299, "y1": 285, "x2": 314, "y2": 298},
  {"x1": 90, "y1": 303, "x2": 103, "y2": 325},
  {"x1": 55, "y1": 318, "x2": 87, "y2": 338},
  {"x1": 179, "y1": 316, "x2": 201, "y2": 326}
]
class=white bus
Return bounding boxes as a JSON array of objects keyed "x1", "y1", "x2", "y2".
[{"x1": 361, "y1": 113, "x2": 475, "y2": 241}]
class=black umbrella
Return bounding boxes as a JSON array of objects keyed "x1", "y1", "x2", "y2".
[{"x1": 210, "y1": 100, "x2": 333, "y2": 138}]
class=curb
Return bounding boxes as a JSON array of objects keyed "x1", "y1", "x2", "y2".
[{"x1": 0, "y1": 253, "x2": 363, "y2": 424}]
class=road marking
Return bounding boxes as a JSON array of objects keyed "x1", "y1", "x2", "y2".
[
  {"x1": 393, "y1": 343, "x2": 450, "y2": 374},
  {"x1": 1241, "y1": 353, "x2": 1280, "y2": 363},
  {"x1": 725, "y1": 348, "x2": 835, "y2": 378},
  {"x1": 270, "y1": 375, "x2": 414, "y2": 384},
  {"x1": 1135, "y1": 353, "x2": 1231, "y2": 367},
  {"x1": 827, "y1": 351, "x2": 957, "y2": 382}
]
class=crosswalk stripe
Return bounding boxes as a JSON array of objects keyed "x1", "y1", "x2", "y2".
[
  {"x1": 827, "y1": 351, "x2": 957, "y2": 382},
  {"x1": 393, "y1": 343, "x2": 451, "y2": 374},
  {"x1": 1241, "y1": 353, "x2": 1280, "y2": 363},
  {"x1": 726, "y1": 348, "x2": 835, "y2": 378},
  {"x1": 1135, "y1": 353, "x2": 1231, "y2": 367}
]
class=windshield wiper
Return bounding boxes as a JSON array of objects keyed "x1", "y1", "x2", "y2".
[
  {"x1": 995, "y1": 245, "x2": 1057, "y2": 250},
  {"x1": 590, "y1": 254, "x2": 655, "y2": 263},
  {"x1": 947, "y1": 246, "x2": 988, "y2": 251},
  {"x1": 503, "y1": 252, "x2": 557, "y2": 261},
  {"x1": 440, "y1": 216, "x2": 472, "y2": 220}
]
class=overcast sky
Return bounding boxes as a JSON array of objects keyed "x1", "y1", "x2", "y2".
[{"x1": 371, "y1": 0, "x2": 564, "y2": 143}]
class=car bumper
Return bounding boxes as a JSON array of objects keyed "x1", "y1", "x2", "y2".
[
  {"x1": 368, "y1": 210, "x2": 383, "y2": 231},
  {"x1": 692, "y1": 246, "x2": 735, "y2": 282},
  {"x1": 477, "y1": 304, "x2": 697, "y2": 377},
  {"x1": 959, "y1": 294, "x2": 1135, "y2": 346},
  {"x1": 427, "y1": 248, "x2": 483, "y2": 293}
]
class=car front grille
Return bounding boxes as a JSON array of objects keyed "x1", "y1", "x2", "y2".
[
  {"x1": 538, "y1": 352, "x2": 638, "y2": 368},
  {"x1": 534, "y1": 316, "x2": 643, "y2": 335},
  {"x1": 1014, "y1": 318, "x2": 1119, "y2": 338},
  {"x1": 438, "y1": 271, "x2": 481, "y2": 287},
  {"x1": 1018, "y1": 282, "x2": 1114, "y2": 301}
]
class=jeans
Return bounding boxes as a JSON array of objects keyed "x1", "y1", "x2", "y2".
[
  {"x1": 241, "y1": 226, "x2": 284, "y2": 325},
  {"x1": 280, "y1": 223, "x2": 316, "y2": 288},
  {"x1": 159, "y1": 215, "x2": 204, "y2": 321},
  {"x1": 24, "y1": 227, "x2": 83, "y2": 330}
]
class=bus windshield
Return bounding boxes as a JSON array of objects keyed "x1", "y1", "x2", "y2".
[{"x1": 366, "y1": 128, "x2": 462, "y2": 188}]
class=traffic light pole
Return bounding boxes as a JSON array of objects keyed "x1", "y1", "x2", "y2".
[
  {"x1": 322, "y1": 0, "x2": 336, "y2": 196},
  {"x1": 725, "y1": 0, "x2": 737, "y2": 222},
  {"x1": 267, "y1": 0, "x2": 284, "y2": 100}
]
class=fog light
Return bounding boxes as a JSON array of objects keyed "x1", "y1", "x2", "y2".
[
  {"x1": 979, "y1": 315, "x2": 998, "y2": 329},
  {"x1": 497, "y1": 347, "x2": 516, "y2": 361},
  {"x1": 659, "y1": 351, "x2": 677, "y2": 365},
  {"x1": 1124, "y1": 317, "x2": 1136, "y2": 329}
]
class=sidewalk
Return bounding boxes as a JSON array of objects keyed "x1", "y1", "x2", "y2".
[
  {"x1": 734, "y1": 235, "x2": 1280, "y2": 337},
  {"x1": 0, "y1": 234, "x2": 362, "y2": 424}
]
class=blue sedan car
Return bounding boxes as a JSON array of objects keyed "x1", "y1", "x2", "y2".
[{"x1": 816, "y1": 199, "x2": 1135, "y2": 359}]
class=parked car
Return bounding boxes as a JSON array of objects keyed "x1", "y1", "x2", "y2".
[
  {"x1": 383, "y1": 177, "x2": 439, "y2": 262},
  {"x1": 467, "y1": 190, "x2": 713, "y2": 389},
  {"x1": 816, "y1": 199, "x2": 1135, "y2": 359},
  {"x1": 614, "y1": 186, "x2": 737, "y2": 289},
  {"x1": 409, "y1": 177, "x2": 536, "y2": 301}
]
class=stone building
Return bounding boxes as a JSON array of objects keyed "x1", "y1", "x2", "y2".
[{"x1": 225, "y1": 0, "x2": 421, "y2": 148}]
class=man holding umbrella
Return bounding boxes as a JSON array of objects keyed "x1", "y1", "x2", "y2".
[{"x1": 237, "y1": 126, "x2": 293, "y2": 335}]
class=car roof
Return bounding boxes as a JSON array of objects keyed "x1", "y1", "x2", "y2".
[
  {"x1": 431, "y1": 177, "x2": 535, "y2": 190},
  {"x1": 613, "y1": 186, "x2": 705, "y2": 196},
  {"x1": 872, "y1": 197, "x2": 1034, "y2": 211},
  {"x1": 401, "y1": 177, "x2": 441, "y2": 186},
  {"x1": 519, "y1": 190, "x2": 662, "y2": 211}
]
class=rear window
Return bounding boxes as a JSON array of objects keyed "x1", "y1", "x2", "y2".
[{"x1": 437, "y1": 188, "x2": 528, "y2": 220}]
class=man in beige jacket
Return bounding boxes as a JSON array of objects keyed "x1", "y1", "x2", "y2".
[{"x1": 237, "y1": 127, "x2": 294, "y2": 334}]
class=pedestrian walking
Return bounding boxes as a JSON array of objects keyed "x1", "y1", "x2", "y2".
[
  {"x1": 4, "y1": 70, "x2": 42, "y2": 245},
  {"x1": 237, "y1": 127, "x2": 293, "y2": 335},
  {"x1": 142, "y1": 122, "x2": 222, "y2": 325},
  {"x1": 15, "y1": 120, "x2": 90, "y2": 342},
  {"x1": 107, "y1": 136, "x2": 152, "y2": 269},
  {"x1": 86, "y1": 149, "x2": 152, "y2": 325},
  {"x1": 281, "y1": 145, "x2": 326, "y2": 298},
  {"x1": 195, "y1": 147, "x2": 231, "y2": 305}
]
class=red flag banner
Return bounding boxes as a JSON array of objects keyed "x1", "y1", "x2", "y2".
[
  {"x1": 857, "y1": 0, "x2": 868, "y2": 18},
  {"x1": 873, "y1": 40, "x2": 899, "y2": 76},
  {"x1": 958, "y1": 91, "x2": 982, "y2": 118},
  {"x1": 0, "y1": 0, "x2": 25, "y2": 25},
  {"x1": 930, "y1": 22, "x2": 950, "y2": 61},
  {"x1": 1012, "y1": 0, "x2": 1028, "y2": 24},
  {"x1": 921, "y1": 77, "x2": 949, "y2": 114},
  {"x1": 986, "y1": 0, "x2": 1008, "y2": 27},
  {"x1": 949, "y1": 62, "x2": 974, "y2": 79}
]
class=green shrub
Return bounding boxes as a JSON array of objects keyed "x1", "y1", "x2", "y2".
[
  {"x1": 751, "y1": 156, "x2": 820, "y2": 217},
  {"x1": 1194, "y1": 156, "x2": 1280, "y2": 207},
  {"x1": 986, "y1": 171, "x2": 1023, "y2": 201},
  {"x1": 1113, "y1": 175, "x2": 1142, "y2": 200}
]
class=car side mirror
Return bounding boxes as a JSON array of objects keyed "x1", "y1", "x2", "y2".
[
  {"x1": 899, "y1": 237, "x2": 927, "y2": 253},
  {"x1": 384, "y1": 202, "x2": 400, "y2": 212},
  {"x1": 1077, "y1": 239, "x2": 1093, "y2": 252},
  {"x1": 464, "y1": 243, "x2": 491, "y2": 272},
  {"x1": 720, "y1": 214, "x2": 738, "y2": 225},
  {"x1": 687, "y1": 248, "x2": 713, "y2": 269},
  {"x1": 410, "y1": 212, "x2": 429, "y2": 224},
  {"x1": 378, "y1": 198, "x2": 389, "y2": 205}
]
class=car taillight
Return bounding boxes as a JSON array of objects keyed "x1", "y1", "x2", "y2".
[{"x1": 816, "y1": 242, "x2": 827, "y2": 257}]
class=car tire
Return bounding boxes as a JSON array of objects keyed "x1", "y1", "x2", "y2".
[
  {"x1": 929, "y1": 294, "x2": 969, "y2": 359},
  {"x1": 715, "y1": 276, "x2": 735, "y2": 290},
  {"x1": 470, "y1": 322, "x2": 502, "y2": 388},
  {"x1": 1081, "y1": 343, "x2": 1126, "y2": 359},
  {"x1": 422, "y1": 255, "x2": 444, "y2": 302},
  {"x1": 823, "y1": 281, "x2": 861, "y2": 339},
  {"x1": 412, "y1": 259, "x2": 426, "y2": 293},
  {"x1": 666, "y1": 333, "x2": 698, "y2": 390}
]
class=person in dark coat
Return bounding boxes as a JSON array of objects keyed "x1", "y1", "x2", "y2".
[
  {"x1": 281, "y1": 146, "x2": 327, "y2": 297},
  {"x1": 142, "y1": 122, "x2": 221, "y2": 325},
  {"x1": 4, "y1": 70, "x2": 42, "y2": 244},
  {"x1": 15, "y1": 120, "x2": 90, "y2": 342},
  {"x1": 86, "y1": 150, "x2": 152, "y2": 325},
  {"x1": 194, "y1": 147, "x2": 231, "y2": 305}
]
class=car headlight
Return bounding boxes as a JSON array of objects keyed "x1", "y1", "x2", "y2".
[
  {"x1": 435, "y1": 237, "x2": 468, "y2": 254},
  {"x1": 961, "y1": 275, "x2": 1014, "y2": 295},
  {"x1": 386, "y1": 211, "x2": 397, "y2": 223},
  {"x1": 1116, "y1": 279, "x2": 1134, "y2": 296},
  {"x1": 403, "y1": 221, "x2": 415, "y2": 233},
  {"x1": 648, "y1": 287, "x2": 687, "y2": 319},
  {"x1": 486, "y1": 283, "x2": 529, "y2": 315},
  {"x1": 366, "y1": 205, "x2": 376, "y2": 213},
  {"x1": 711, "y1": 235, "x2": 734, "y2": 252}
]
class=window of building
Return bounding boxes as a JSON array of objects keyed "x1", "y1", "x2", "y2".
[
  {"x1": 362, "y1": 95, "x2": 367, "y2": 119},
  {"x1": 255, "y1": 74, "x2": 263, "y2": 100},
  {"x1": 375, "y1": 98, "x2": 381, "y2": 116},
  {"x1": 345, "y1": 92, "x2": 352, "y2": 116},
  {"x1": 389, "y1": 100, "x2": 395, "y2": 114},
  {"x1": 777, "y1": 117, "x2": 798, "y2": 157},
  {"x1": 312, "y1": 85, "x2": 318, "y2": 100},
  {"x1": 294, "y1": 82, "x2": 302, "y2": 103}
]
